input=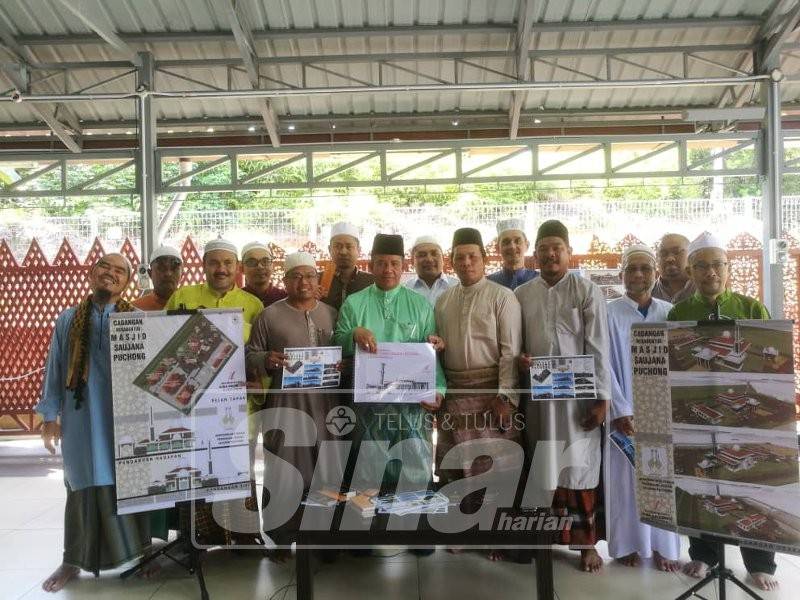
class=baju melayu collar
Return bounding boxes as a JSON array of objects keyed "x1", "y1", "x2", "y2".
[
  {"x1": 667, "y1": 288, "x2": 770, "y2": 322},
  {"x1": 487, "y1": 266, "x2": 538, "y2": 290},
  {"x1": 405, "y1": 273, "x2": 458, "y2": 306}
]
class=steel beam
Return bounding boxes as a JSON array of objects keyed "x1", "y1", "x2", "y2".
[
  {"x1": 760, "y1": 0, "x2": 800, "y2": 71},
  {"x1": 509, "y1": 0, "x2": 537, "y2": 140},
  {"x1": 55, "y1": 0, "x2": 140, "y2": 65},
  {"x1": 137, "y1": 51, "x2": 158, "y2": 260},
  {"x1": 762, "y1": 76, "x2": 785, "y2": 316},
  {"x1": 218, "y1": 0, "x2": 280, "y2": 147},
  {"x1": 0, "y1": 24, "x2": 81, "y2": 152},
  {"x1": 13, "y1": 17, "x2": 761, "y2": 47}
]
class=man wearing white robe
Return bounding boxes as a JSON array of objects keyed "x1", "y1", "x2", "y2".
[
  {"x1": 605, "y1": 244, "x2": 681, "y2": 571},
  {"x1": 516, "y1": 219, "x2": 611, "y2": 573}
]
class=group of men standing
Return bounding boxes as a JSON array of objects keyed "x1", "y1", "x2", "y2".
[{"x1": 35, "y1": 219, "x2": 780, "y2": 593}]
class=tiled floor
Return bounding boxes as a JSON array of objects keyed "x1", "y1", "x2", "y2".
[{"x1": 2, "y1": 437, "x2": 800, "y2": 600}]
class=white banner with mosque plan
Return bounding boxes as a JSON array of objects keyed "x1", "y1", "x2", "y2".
[
  {"x1": 632, "y1": 319, "x2": 800, "y2": 556},
  {"x1": 109, "y1": 309, "x2": 251, "y2": 514}
]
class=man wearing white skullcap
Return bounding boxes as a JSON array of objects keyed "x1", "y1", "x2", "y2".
[
  {"x1": 404, "y1": 235, "x2": 458, "y2": 305},
  {"x1": 667, "y1": 232, "x2": 769, "y2": 322},
  {"x1": 321, "y1": 222, "x2": 374, "y2": 310},
  {"x1": 166, "y1": 237, "x2": 262, "y2": 341},
  {"x1": 604, "y1": 244, "x2": 681, "y2": 572},
  {"x1": 246, "y1": 252, "x2": 342, "y2": 556},
  {"x1": 667, "y1": 233, "x2": 776, "y2": 590},
  {"x1": 165, "y1": 238, "x2": 263, "y2": 547},
  {"x1": 241, "y1": 241, "x2": 287, "y2": 307},
  {"x1": 133, "y1": 245, "x2": 183, "y2": 311},
  {"x1": 37, "y1": 252, "x2": 151, "y2": 592},
  {"x1": 487, "y1": 218, "x2": 538, "y2": 290}
]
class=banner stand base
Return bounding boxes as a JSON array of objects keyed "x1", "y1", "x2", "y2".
[
  {"x1": 675, "y1": 540, "x2": 764, "y2": 600},
  {"x1": 120, "y1": 500, "x2": 209, "y2": 600}
]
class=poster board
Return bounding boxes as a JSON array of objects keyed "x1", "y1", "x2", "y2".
[
  {"x1": 110, "y1": 309, "x2": 251, "y2": 514},
  {"x1": 282, "y1": 346, "x2": 342, "y2": 390},
  {"x1": 632, "y1": 319, "x2": 800, "y2": 555},
  {"x1": 354, "y1": 342, "x2": 436, "y2": 404},
  {"x1": 529, "y1": 354, "x2": 597, "y2": 400}
]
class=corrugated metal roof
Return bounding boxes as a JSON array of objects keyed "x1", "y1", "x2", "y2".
[{"x1": 0, "y1": 0, "x2": 795, "y2": 135}]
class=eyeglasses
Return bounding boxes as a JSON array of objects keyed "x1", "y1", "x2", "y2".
[
  {"x1": 624, "y1": 265, "x2": 654, "y2": 275},
  {"x1": 243, "y1": 257, "x2": 273, "y2": 268},
  {"x1": 692, "y1": 261, "x2": 728, "y2": 273}
]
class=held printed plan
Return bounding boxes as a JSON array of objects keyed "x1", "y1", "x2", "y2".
[{"x1": 110, "y1": 309, "x2": 251, "y2": 514}]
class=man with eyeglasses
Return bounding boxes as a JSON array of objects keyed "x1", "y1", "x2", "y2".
[
  {"x1": 668, "y1": 232, "x2": 777, "y2": 592},
  {"x1": 241, "y1": 241, "x2": 287, "y2": 307},
  {"x1": 605, "y1": 245, "x2": 681, "y2": 572},
  {"x1": 246, "y1": 252, "x2": 343, "y2": 559},
  {"x1": 38, "y1": 254, "x2": 152, "y2": 592},
  {"x1": 321, "y1": 222, "x2": 374, "y2": 310},
  {"x1": 133, "y1": 245, "x2": 183, "y2": 311},
  {"x1": 652, "y1": 233, "x2": 695, "y2": 304}
]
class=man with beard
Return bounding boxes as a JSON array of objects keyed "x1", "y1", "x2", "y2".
[
  {"x1": 487, "y1": 218, "x2": 538, "y2": 290},
  {"x1": 515, "y1": 220, "x2": 612, "y2": 573},
  {"x1": 334, "y1": 233, "x2": 445, "y2": 491},
  {"x1": 652, "y1": 233, "x2": 695, "y2": 304},
  {"x1": 241, "y1": 241, "x2": 287, "y2": 307},
  {"x1": 321, "y1": 222, "x2": 374, "y2": 311},
  {"x1": 166, "y1": 238, "x2": 262, "y2": 342},
  {"x1": 38, "y1": 253, "x2": 152, "y2": 592},
  {"x1": 405, "y1": 235, "x2": 458, "y2": 306},
  {"x1": 246, "y1": 252, "x2": 343, "y2": 559},
  {"x1": 133, "y1": 245, "x2": 182, "y2": 311},
  {"x1": 668, "y1": 232, "x2": 776, "y2": 592},
  {"x1": 605, "y1": 245, "x2": 681, "y2": 572},
  {"x1": 166, "y1": 238, "x2": 263, "y2": 546}
]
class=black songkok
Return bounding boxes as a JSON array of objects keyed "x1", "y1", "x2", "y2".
[
  {"x1": 535, "y1": 220, "x2": 569, "y2": 245},
  {"x1": 451, "y1": 227, "x2": 484, "y2": 253},
  {"x1": 371, "y1": 233, "x2": 404, "y2": 256}
]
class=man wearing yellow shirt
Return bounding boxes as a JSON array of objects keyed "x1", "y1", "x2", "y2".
[
  {"x1": 165, "y1": 238, "x2": 263, "y2": 342},
  {"x1": 165, "y1": 237, "x2": 263, "y2": 546}
]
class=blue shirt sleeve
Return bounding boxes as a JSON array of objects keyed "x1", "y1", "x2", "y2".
[{"x1": 35, "y1": 311, "x2": 70, "y2": 422}]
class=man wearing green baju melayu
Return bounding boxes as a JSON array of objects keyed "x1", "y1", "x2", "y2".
[
  {"x1": 668, "y1": 231, "x2": 778, "y2": 593},
  {"x1": 334, "y1": 233, "x2": 446, "y2": 491}
]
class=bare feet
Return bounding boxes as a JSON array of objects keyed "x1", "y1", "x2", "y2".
[
  {"x1": 580, "y1": 548, "x2": 603, "y2": 573},
  {"x1": 617, "y1": 552, "x2": 640, "y2": 567},
  {"x1": 749, "y1": 572, "x2": 779, "y2": 591},
  {"x1": 682, "y1": 560, "x2": 709, "y2": 579},
  {"x1": 42, "y1": 563, "x2": 79, "y2": 592},
  {"x1": 653, "y1": 551, "x2": 680, "y2": 572}
]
